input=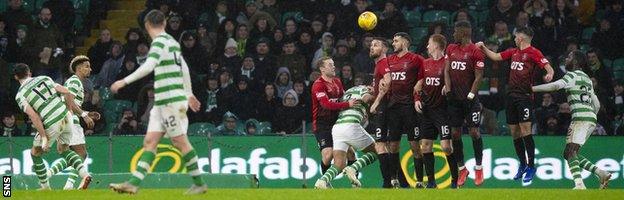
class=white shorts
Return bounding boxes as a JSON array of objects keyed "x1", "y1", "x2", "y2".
[
  {"x1": 33, "y1": 113, "x2": 73, "y2": 147},
  {"x1": 147, "y1": 102, "x2": 189, "y2": 138},
  {"x1": 566, "y1": 121, "x2": 595, "y2": 145},
  {"x1": 69, "y1": 118, "x2": 86, "y2": 146},
  {"x1": 332, "y1": 123, "x2": 375, "y2": 152}
]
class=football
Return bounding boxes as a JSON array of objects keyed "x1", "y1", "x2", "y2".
[{"x1": 358, "y1": 11, "x2": 377, "y2": 31}]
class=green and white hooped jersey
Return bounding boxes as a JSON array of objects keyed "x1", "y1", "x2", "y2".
[
  {"x1": 15, "y1": 76, "x2": 69, "y2": 129},
  {"x1": 561, "y1": 70, "x2": 597, "y2": 123},
  {"x1": 336, "y1": 86, "x2": 371, "y2": 125},
  {"x1": 64, "y1": 75, "x2": 84, "y2": 125}
]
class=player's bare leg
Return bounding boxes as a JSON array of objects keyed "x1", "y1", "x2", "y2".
[
  {"x1": 171, "y1": 134, "x2": 208, "y2": 195},
  {"x1": 469, "y1": 127, "x2": 484, "y2": 186},
  {"x1": 320, "y1": 147, "x2": 333, "y2": 174},
  {"x1": 110, "y1": 131, "x2": 164, "y2": 194},
  {"x1": 451, "y1": 127, "x2": 468, "y2": 186},
  {"x1": 409, "y1": 140, "x2": 424, "y2": 188},
  {"x1": 316, "y1": 150, "x2": 346, "y2": 189},
  {"x1": 518, "y1": 122, "x2": 535, "y2": 183}
]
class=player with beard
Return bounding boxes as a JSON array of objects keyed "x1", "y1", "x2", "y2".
[
  {"x1": 476, "y1": 27, "x2": 554, "y2": 184},
  {"x1": 371, "y1": 32, "x2": 425, "y2": 188},
  {"x1": 442, "y1": 21, "x2": 485, "y2": 186}
]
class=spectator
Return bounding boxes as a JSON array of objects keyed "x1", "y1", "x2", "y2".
[
  {"x1": 236, "y1": 56, "x2": 263, "y2": 92},
  {"x1": 217, "y1": 70, "x2": 237, "y2": 113},
  {"x1": 122, "y1": 28, "x2": 146, "y2": 56},
  {"x1": 586, "y1": 50, "x2": 614, "y2": 97},
  {"x1": 488, "y1": 21, "x2": 514, "y2": 50},
  {"x1": 311, "y1": 32, "x2": 336, "y2": 72},
  {"x1": 237, "y1": 1, "x2": 263, "y2": 27},
  {"x1": 591, "y1": 19, "x2": 623, "y2": 59},
  {"x1": 333, "y1": 40, "x2": 352, "y2": 69},
  {"x1": 166, "y1": 14, "x2": 184, "y2": 41},
  {"x1": 253, "y1": 38, "x2": 276, "y2": 83},
  {"x1": 219, "y1": 38, "x2": 242, "y2": 72},
  {"x1": 418, "y1": 21, "x2": 448, "y2": 53},
  {"x1": 340, "y1": 64, "x2": 355, "y2": 89},
  {"x1": 2, "y1": 0, "x2": 33, "y2": 37},
  {"x1": 231, "y1": 78, "x2": 257, "y2": 121},
  {"x1": 256, "y1": 84, "x2": 280, "y2": 122},
  {"x1": 174, "y1": 0, "x2": 200, "y2": 29},
  {"x1": 24, "y1": 7, "x2": 65, "y2": 80},
  {"x1": 271, "y1": 28, "x2": 284, "y2": 54},
  {"x1": 115, "y1": 108, "x2": 140, "y2": 135},
  {"x1": 245, "y1": 121, "x2": 257, "y2": 135},
  {"x1": 542, "y1": 114, "x2": 566, "y2": 135},
  {"x1": 198, "y1": 0, "x2": 228, "y2": 33},
  {"x1": 557, "y1": 102, "x2": 572, "y2": 131},
  {"x1": 273, "y1": 89, "x2": 305, "y2": 134},
  {"x1": 42, "y1": 0, "x2": 75, "y2": 43},
  {"x1": 95, "y1": 42, "x2": 124, "y2": 89},
  {"x1": 523, "y1": 0, "x2": 548, "y2": 25},
  {"x1": 277, "y1": 39, "x2": 307, "y2": 80},
  {"x1": 6, "y1": 24, "x2": 28, "y2": 63},
  {"x1": 235, "y1": 24, "x2": 252, "y2": 57},
  {"x1": 260, "y1": 0, "x2": 280, "y2": 23},
  {"x1": 283, "y1": 18, "x2": 299, "y2": 42},
  {"x1": 326, "y1": 12, "x2": 342, "y2": 38},
  {"x1": 605, "y1": 0, "x2": 624, "y2": 30},
  {"x1": 215, "y1": 18, "x2": 237, "y2": 57},
  {"x1": 180, "y1": 31, "x2": 209, "y2": 74},
  {"x1": 217, "y1": 111, "x2": 245, "y2": 135},
  {"x1": 195, "y1": 77, "x2": 222, "y2": 124},
  {"x1": 249, "y1": 17, "x2": 275, "y2": 46},
  {"x1": 551, "y1": 0, "x2": 579, "y2": 34},
  {"x1": 274, "y1": 67, "x2": 293, "y2": 99},
  {"x1": 114, "y1": 57, "x2": 142, "y2": 102},
  {"x1": 293, "y1": 79, "x2": 311, "y2": 121},
  {"x1": 513, "y1": 11, "x2": 530, "y2": 34},
  {"x1": 486, "y1": 0, "x2": 519, "y2": 35},
  {"x1": 309, "y1": 17, "x2": 325, "y2": 43},
  {"x1": 0, "y1": 18, "x2": 7, "y2": 58},
  {"x1": 1, "y1": 113, "x2": 21, "y2": 137},
  {"x1": 534, "y1": 14, "x2": 565, "y2": 58},
  {"x1": 377, "y1": 1, "x2": 408, "y2": 38},
  {"x1": 535, "y1": 93, "x2": 559, "y2": 134},
  {"x1": 592, "y1": 76, "x2": 616, "y2": 135},
  {"x1": 134, "y1": 40, "x2": 150, "y2": 66},
  {"x1": 307, "y1": 71, "x2": 321, "y2": 86},
  {"x1": 196, "y1": 22, "x2": 217, "y2": 58},
  {"x1": 297, "y1": 30, "x2": 317, "y2": 64},
  {"x1": 88, "y1": 29, "x2": 114, "y2": 75},
  {"x1": 136, "y1": 85, "x2": 154, "y2": 128},
  {"x1": 352, "y1": 33, "x2": 374, "y2": 74}
]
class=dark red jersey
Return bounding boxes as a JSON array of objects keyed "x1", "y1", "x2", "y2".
[
  {"x1": 386, "y1": 52, "x2": 424, "y2": 106},
  {"x1": 415, "y1": 57, "x2": 446, "y2": 108},
  {"x1": 373, "y1": 57, "x2": 390, "y2": 96},
  {"x1": 446, "y1": 43, "x2": 485, "y2": 100},
  {"x1": 500, "y1": 46, "x2": 549, "y2": 98},
  {"x1": 311, "y1": 76, "x2": 349, "y2": 131}
]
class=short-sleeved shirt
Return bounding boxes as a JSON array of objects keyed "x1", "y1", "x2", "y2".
[
  {"x1": 446, "y1": 43, "x2": 485, "y2": 99},
  {"x1": 15, "y1": 76, "x2": 69, "y2": 129},
  {"x1": 336, "y1": 86, "x2": 371, "y2": 125},
  {"x1": 420, "y1": 57, "x2": 447, "y2": 108},
  {"x1": 500, "y1": 46, "x2": 549, "y2": 98},
  {"x1": 64, "y1": 75, "x2": 84, "y2": 125},
  {"x1": 561, "y1": 70, "x2": 597, "y2": 123},
  {"x1": 386, "y1": 52, "x2": 425, "y2": 106}
]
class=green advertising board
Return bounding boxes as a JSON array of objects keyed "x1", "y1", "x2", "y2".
[{"x1": 1, "y1": 136, "x2": 622, "y2": 189}]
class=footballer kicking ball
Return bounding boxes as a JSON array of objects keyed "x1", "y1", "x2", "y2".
[{"x1": 358, "y1": 11, "x2": 377, "y2": 31}]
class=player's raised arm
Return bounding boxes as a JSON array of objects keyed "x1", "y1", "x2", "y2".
[
  {"x1": 313, "y1": 81, "x2": 352, "y2": 110},
  {"x1": 532, "y1": 79, "x2": 567, "y2": 92},
  {"x1": 476, "y1": 42, "x2": 503, "y2": 61},
  {"x1": 370, "y1": 73, "x2": 390, "y2": 113}
]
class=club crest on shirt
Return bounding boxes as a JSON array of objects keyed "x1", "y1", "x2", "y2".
[
  {"x1": 522, "y1": 53, "x2": 528, "y2": 60},
  {"x1": 464, "y1": 53, "x2": 468, "y2": 60}
]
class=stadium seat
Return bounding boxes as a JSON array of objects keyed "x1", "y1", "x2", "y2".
[
  {"x1": 404, "y1": 10, "x2": 422, "y2": 27},
  {"x1": 103, "y1": 100, "x2": 133, "y2": 124},
  {"x1": 466, "y1": 0, "x2": 490, "y2": 11},
  {"x1": 0, "y1": 0, "x2": 7, "y2": 12},
  {"x1": 614, "y1": 58, "x2": 624, "y2": 80},
  {"x1": 409, "y1": 27, "x2": 428, "y2": 43},
  {"x1": 422, "y1": 10, "x2": 450, "y2": 24},
  {"x1": 602, "y1": 59, "x2": 613, "y2": 68},
  {"x1": 188, "y1": 123, "x2": 217, "y2": 136},
  {"x1": 581, "y1": 28, "x2": 595, "y2": 42}
]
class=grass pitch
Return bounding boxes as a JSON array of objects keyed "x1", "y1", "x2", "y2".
[{"x1": 9, "y1": 189, "x2": 624, "y2": 200}]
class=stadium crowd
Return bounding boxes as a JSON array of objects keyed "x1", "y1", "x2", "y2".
[{"x1": 2, "y1": 0, "x2": 624, "y2": 136}]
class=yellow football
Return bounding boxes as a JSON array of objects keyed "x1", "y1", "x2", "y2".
[{"x1": 358, "y1": 11, "x2": 377, "y2": 31}]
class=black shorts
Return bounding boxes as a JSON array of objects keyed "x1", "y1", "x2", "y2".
[
  {"x1": 447, "y1": 98, "x2": 482, "y2": 127},
  {"x1": 386, "y1": 103, "x2": 419, "y2": 142},
  {"x1": 367, "y1": 101, "x2": 389, "y2": 142},
  {"x1": 420, "y1": 106, "x2": 451, "y2": 140},
  {"x1": 506, "y1": 95, "x2": 533, "y2": 124},
  {"x1": 314, "y1": 122, "x2": 333, "y2": 150}
]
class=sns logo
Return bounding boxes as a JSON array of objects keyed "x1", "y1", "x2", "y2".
[
  {"x1": 2, "y1": 176, "x2": 9, "y2": 197},
  {"x1": 425, "y1": 77, "x2": 441, "y2": 86},
  {"x1": 391, "y1": 72, "x2": 406, "y2": 80},
  {"x1": 451, "y1": 61, "x2": 466, "y2": 70},
  {"x1": 511, "y1": 62, "x2": 524, "y2": 71}
]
